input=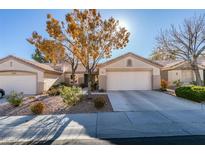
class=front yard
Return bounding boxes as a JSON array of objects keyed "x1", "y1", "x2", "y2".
[{"x1": 0, "y1": 86, "x2": 113, "y2": 116}]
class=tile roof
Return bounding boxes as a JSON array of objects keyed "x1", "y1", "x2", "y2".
[{"x1": 0, "y1": 55, "x2": 62, "y2": 74}]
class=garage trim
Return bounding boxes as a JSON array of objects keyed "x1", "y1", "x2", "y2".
[{"x1": 106, "y1": 67, "x2": 153, "y2": 72}]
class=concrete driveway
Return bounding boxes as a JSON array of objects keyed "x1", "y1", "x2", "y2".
[
  {"x1": 108, "y1": 90, "x2": 204, "y2": 111},
  {"x1": 1, "y1": 91, "x2": 205, "y2": 144},
  {"x1": 0, "y1": 98, "x2": 7, "y2": 105}
]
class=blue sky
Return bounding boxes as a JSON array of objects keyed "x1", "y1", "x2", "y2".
[{"x1": 1, "y1": 9, "x2": 205, "y2": 60}]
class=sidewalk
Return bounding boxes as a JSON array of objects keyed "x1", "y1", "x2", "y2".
[{"x1": 1, "y1": 111, "x2": 205, "y2": 144}]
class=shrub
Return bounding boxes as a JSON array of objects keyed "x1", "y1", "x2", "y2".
[
  {"x1": 59, "y1": 82, "x2": 69, "y2": 87},
  {"x1": 30, "y1": 102, "x2": 45, "y2": 114},
  {"x1": 175, "y1": 86, "x2": 205, "y2": 102},
  {"x1": 47, "y1": 84, "x2": 63, "y2": 96},
  {"x1": 93, "y1": 96, "x2": 106, "y2": 109},
  {"x1": 7, "y1": 91, "x2": 24, "y2": 107},
  {"x1": 60, "y1": 86, "x2": 83, "y2": 105},
  {"x1": 160, "y1": 79, "x2": 168, "y2": 91},
  {"x1": 47, "y1": 83, "x2": 70, "y2": 96},
  {"x1": 47, "y1": 86, "x2": 60, "y2": 96},
  {"x1": 173, "y1": 80, "x2": 183, "y2": 88}
]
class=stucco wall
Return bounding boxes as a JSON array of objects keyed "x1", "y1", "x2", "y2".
[
  {"x1": 63, "y1": 63, "x2": 86, "y2": 73},
  {"x1": 0, "y1": 58, "x2": 45, "y2": 94},
  {"x1": 99, "y1": 75, "x2": 106, "y2": 90},
  {"x1": 152, "y1": 75, "x2": 161, "y2": 89},
  {"x1": 99, "y1": 55, "x2": 161, "y2": 90},
  {"x1": 64, "y1": 72, "x2": 85, "y2": 85},
  {"x1": 43, "y1": 73, "x2": 64, "y2": 91},
  {"x1": 99, "y1": 56, "x2": 160, "y2": 76},
  {"x1": 168, "y1": 70, "x2": 182, "y2": 85},
  {"x1": 168, "y1": 69, "x2": 203, "y2": 85},
  {"x1": 193, "y1": 70, "x2": 204, "y2": 82},
  {"x1": 0, "y1": 58, "x2": 44, "y2": 82},
  {"x1": 160, "y1": 70, "x2": 168, "y2": 81}
]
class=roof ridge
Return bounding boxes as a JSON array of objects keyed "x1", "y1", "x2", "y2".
[
  {"x1": 99, "y1": 52, "x2": 162, "y2": 68},
  {"x1": 0, "y1": 55, "x2": 62, "y2": 74}
]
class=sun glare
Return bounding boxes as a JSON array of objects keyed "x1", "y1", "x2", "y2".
[{"x1": 118, "y1": 18, "x2": 131, "y2": 31}]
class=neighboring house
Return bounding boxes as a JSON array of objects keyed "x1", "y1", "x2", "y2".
[
  {"x1": 0, "y1": 52, "x2": 162, "y2": 95},
  {"x1": 0, "y1": 55, "x2": 63, "y2": 95},
  {"x1": 158, "y1": 60, "x2": 205, "y2": 85}
]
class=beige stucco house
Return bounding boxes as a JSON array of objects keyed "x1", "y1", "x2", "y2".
[
  {"x1": 0, "y1": 55, "x2": 63, "y2": 95},
  {"x1": 159, "y1": 60, "x2": 205, "y2": 85},
  {"x1": 98, "y1": 52, "x2": 162, "y2": 90},
  {"x1": 0, "y1": 52, "x2": 163, "y2": 95}
]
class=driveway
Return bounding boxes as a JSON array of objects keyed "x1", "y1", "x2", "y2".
[
  {"x1": 1, "y1": 91, "x2": 205, "y2": 144},
  {"x1": 0, "y1": 98, "x2": 7, "y2": 105},
  {"x1": 108, "y1": 90, "x2": 204, "y2": 111}
]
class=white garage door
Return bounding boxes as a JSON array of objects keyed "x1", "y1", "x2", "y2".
[
  {"x1": 0, "y1": 74, "x2": 37, "y2": 95},
  {"x1": 107, "y1": 71, "x2": 152, "y2": 90}
]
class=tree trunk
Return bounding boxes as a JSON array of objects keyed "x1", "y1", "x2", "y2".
[
  {"x1": 71, "y1": 72, "x2": 75, "y2": 86},
  {"x1": 191, "y1": 60, "x2": 202, "y2": 86},
  {"x1": 87, "y1": 70, "x2": 92, "y2": 99},
  {"x1": 69, "y1": 67, "x2": 75, "y2": 86}
]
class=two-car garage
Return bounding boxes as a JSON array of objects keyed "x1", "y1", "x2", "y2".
[
  {"x1": 0, "y1": 72, "x2": 37, "y2": 95},
  {"x1": 0, "y1": 55, "x2": 62, "y2": 95},
  {"x1": 106, "y1": 71, "x2": 152, "y2": 90},
  {"x1": 98, "y1": 52, "x2": 161, "y2": 91}
]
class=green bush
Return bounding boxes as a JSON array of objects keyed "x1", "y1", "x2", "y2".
[
  {"x1": 93, "y1": 96, "x2": 106, "y2": 109},
  {"x1": 175, "y1": 86, "x2": 205, "y2": 102},
  {"x1": 47, "y1": 83, "x2": 70, "y2": 96},
  {"x1": 30, "y1": 102, "x2": 45, "y2": 114},
  {"x1": 60, "y1": 86, "x2": 83, "y2": 105},
  {"x1": 7, "y1": 91, "x2": 24, "y2": 107}
]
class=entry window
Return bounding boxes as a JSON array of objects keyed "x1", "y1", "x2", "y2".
[{"x1": 127, "y1": 59, "x2": 132, "y2": 67}]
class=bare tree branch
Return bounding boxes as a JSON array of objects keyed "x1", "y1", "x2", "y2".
[{"x1": 153, "y1": 14, "x2": 205, "y2": 85}]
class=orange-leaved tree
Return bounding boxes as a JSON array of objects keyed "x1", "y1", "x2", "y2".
[
  {"x1": 65, "y1": 9, "x2": 130, "y2": 97},
  {"x1": 27, "y1": 14, "x2": 79, "y2": 85},
  {"x1": 28, "y1": 9, "x2": 130, "y2": 97}
]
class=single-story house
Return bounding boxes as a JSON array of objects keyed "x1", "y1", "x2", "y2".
[
  {"x1": 0, "y1": 52, "x2": 162, "y2": 95},
  {"x1": 159, "y1": 60, "x2": 205, "y2": 85},
  {"x1": 0, "y1": 55, "x2": 63, "y2": 95},
  {"x1": 98, "y1": 52, "x2": 162, "y2": 90}
]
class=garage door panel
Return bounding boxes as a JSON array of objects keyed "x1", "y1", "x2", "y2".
[
  {"x1": 0, "y1": 75, "x2": 37, "y2": 95},
  {"x1": 107, "y1": 71, "x2": 152, "y2": 90}
]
